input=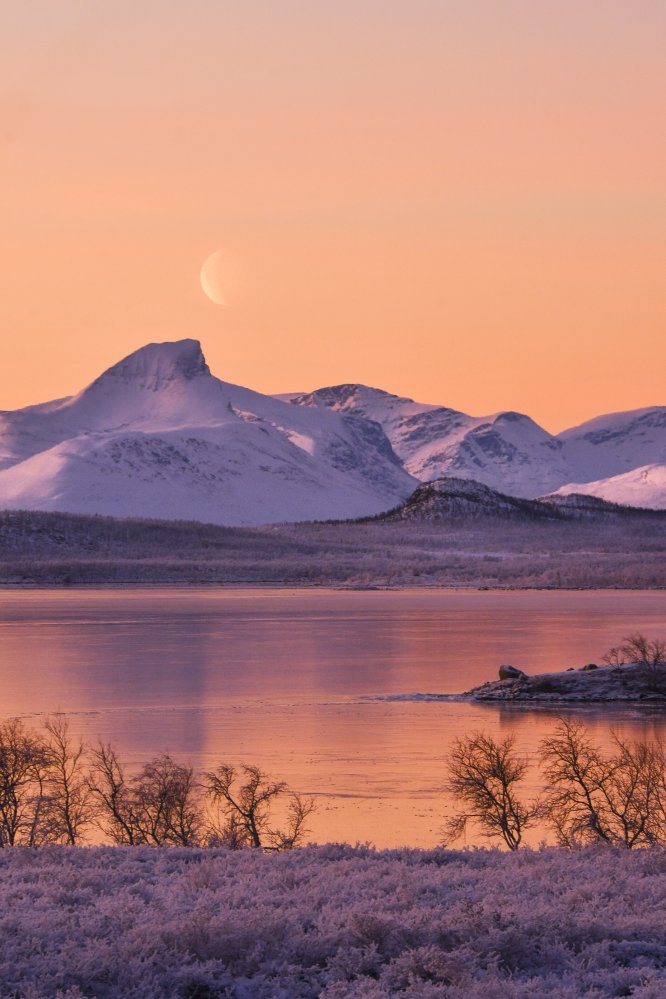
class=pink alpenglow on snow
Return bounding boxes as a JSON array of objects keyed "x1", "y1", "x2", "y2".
[{"x1": 0, "y1": 340, "x2": 665, "y2": 525}]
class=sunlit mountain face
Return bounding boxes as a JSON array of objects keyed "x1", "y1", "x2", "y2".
[{"x1": 0, "y1": 339, "x2": 664, "y2": 525}]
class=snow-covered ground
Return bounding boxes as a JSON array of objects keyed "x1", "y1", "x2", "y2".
[{"x1": 1, "y1": 844, "x2": 666, "y2": 998}]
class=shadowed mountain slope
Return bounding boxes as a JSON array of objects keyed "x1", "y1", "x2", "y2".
[{"x1": 368, "y1": 477, "x2": 664, "y2": 523}]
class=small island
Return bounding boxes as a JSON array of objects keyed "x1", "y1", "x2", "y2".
[{"x1": 466, "y1": 642, "x2": 666, "y2": 702}]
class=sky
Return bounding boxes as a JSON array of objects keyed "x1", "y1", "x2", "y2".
[{"x1": 1, "y1": 1, "x2": 664, "y2": 431}]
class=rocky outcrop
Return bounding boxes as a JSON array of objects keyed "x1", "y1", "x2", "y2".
[
  {"x1": 465, "y1": 662, "x2": 666, "y2": 703},
  {"x1": 499, "y1": 665, "x2": 527, "y2": 680}
]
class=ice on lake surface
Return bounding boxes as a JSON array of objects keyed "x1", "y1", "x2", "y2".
[{"x1": 2, "y1": 587, "x2": 666, "y2": 848}]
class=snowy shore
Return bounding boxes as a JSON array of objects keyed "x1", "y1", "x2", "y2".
[
  {"x1": 465, "y1": 661, "x2": 666, "y2": 702},
  {"x1": 1, "y1": 844, "x2": 666, "y2": 998}
]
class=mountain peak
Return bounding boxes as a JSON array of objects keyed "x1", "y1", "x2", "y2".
[
  {"x1": 285, "y1": 383, "x2": 395, "y2": 412},
  {"x1": 92, "y1": 339, "x2": 210, "y2": 392}
]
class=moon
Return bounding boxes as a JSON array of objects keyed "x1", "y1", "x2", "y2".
[{"x1": 200, "y1": 249, "x2": 235, "y2": 306}]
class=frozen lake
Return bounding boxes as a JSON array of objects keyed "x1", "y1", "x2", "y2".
[{"x1": 2, "y1": 587, "x2": 666, "y2": 847}]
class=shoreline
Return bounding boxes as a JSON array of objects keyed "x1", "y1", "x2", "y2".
[
  {"x1": 463, "y1": 660, "x2": 666, "y2": 704},
  {"x1": 1, "y1": 580, "x2": 665, "y2": 592}
]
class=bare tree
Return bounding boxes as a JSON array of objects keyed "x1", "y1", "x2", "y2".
[
  {"x1": 90, "y1": 746, "x2": 208, "y2": 847},
  {"x1": 602, "y1": 633, "x2": 666, "y2": 689},
  {"x1": 0, "y1": 719, "x2": 49, "y2": 847},
  {"x1": 1, "y1": 712, "x2": 314, "y2": 850},
  {"x1": 203, "y1": 764, "x2": 315, "y2": 850},
  {"x1": 41, "y1": 716, "x2": 93, "y2": 845},
  {"x1": 617, "y1": 634, "x2": 666, "y2": 668},
  {"x1": 608, "y1": 735, "x2": 665, "y2": 846},
  {"x1": 266, "y1": 793, "x2": 315, "y2": 851},
  {"x1": 540, "y1": 718, "x2": 666, "y2": 848},
  {"x1": 88, "y1": 741, "x2": 141, "y2": 845},
  {"x1": 130, "y1": 753, "x2": 202, "y2": 846},
  {"x1": 442, "y1": 733, "x2": 539, "y2": 850}
]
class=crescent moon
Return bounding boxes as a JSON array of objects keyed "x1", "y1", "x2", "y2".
[{"x1": 200, "y1": 249, "x2": 232, "y2": 306}]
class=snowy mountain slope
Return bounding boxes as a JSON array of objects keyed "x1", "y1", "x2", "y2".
[
  {"x1": 0, "y1": 341, "x2": 416, "y2": 525},
  {"x1": 284, "y1": 385, "x2": 571, "y2": 496},
  {"x1": 2, "y1": 341, "x2": 664, "y2": 521},
  {"x1": 557, "y1": 407, "x2": 666, "y2": 480},
  {"x1": 551, "y1": 464, "x2": 666, "y2": 510},
  {"x1": 284, "y1": 385, "x2": 666, "y2": 505}
]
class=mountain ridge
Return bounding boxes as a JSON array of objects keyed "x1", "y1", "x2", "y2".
[
  {"x1": 0, "y1": 339, "x2": 664, "y2": 523},
  {"x1": 0, "y1": 340, "x2": 416, "y2": 525},
  {"x1": 366, "y1": 476, "x2": 664, "y2": 525},
  {"x1": 284, "y1": 382, "x2": 666, "y2": 506}
]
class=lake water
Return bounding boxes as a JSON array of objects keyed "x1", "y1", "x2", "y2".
[{"x1": 2, "y1": 587, "x2": 666, "y2": 848}]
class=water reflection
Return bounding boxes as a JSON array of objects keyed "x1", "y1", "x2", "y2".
[{"x1": 1, "y1": 587, "x2": 665, "y2": 847}]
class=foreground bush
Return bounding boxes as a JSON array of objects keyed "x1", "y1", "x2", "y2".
[{"x1": 1, "y1": 844, "x2": 666, "y2": 997}]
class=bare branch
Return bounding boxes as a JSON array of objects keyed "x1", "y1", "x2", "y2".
[
  {"x1": 443, "y1": 733, "x2": 538, "y2": 851},
  {"x1": 203, "y1": 764, "x2": 314, "y2": 851},
  {"x1": 41, "y1": 716, "x2": 92, "y2": 845}
]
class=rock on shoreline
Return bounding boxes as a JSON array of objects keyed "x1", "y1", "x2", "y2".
[{"x1": 465, "y1": 661, "x2": 666, "y2": 702}]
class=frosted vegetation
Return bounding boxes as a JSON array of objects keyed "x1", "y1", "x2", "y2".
[
  {"x1": 5, "y1": 709, "x2": 666, "y2": 995},
  {"x1": 2, "y1": 844, "x2": 666, "y2": 997},
  {"x1": 1, "y1": 508, "x2": 665, "y2": 587}
]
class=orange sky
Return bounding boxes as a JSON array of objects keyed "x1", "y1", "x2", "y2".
[{"x1": 1, "y1": 1, "x2": 664, "y2": 431}]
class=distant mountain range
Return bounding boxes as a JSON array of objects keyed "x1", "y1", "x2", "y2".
[
  {"x1": 0, "y1": 339, "x2": 664, "y2": 525},
  {"x1": 284, "y1": 384, "x2": 666, "y2": 506}
]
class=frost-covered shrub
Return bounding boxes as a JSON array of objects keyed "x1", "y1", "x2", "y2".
[{"x1": 2, "y1": 845, "x2": 666, "y2": 997}]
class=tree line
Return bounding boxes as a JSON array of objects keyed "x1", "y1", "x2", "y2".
[
  {"x1": 4, "y1": 712, "x2": 666, "y2": 854},
  {"x1": 0, "y1": 716, "x2": 314, "y2": 849}
]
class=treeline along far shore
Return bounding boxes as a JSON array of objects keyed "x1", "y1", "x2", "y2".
[{"x1": 1, "y1": 502, "x2": 666, "y2": 587}]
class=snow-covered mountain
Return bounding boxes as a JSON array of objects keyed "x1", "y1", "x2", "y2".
[
  {"x1": 1, "y1": 342, "x2": 664, "y2": 523},
  {"x1": 0, "y1": 341, "x2": 416, "y2": 526},
  {"x1": 283, "y1": 385, "x2": 666, "y2": 507},
  {"x1": 551, "y1": 464, "x2": 666, "y2": 510},
  {"x1": 557, "y1": 408, "x2": 666, "y2": 480},
  {"x1": 281, "y1": 385, "x2": 571, "y2": 496}
]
